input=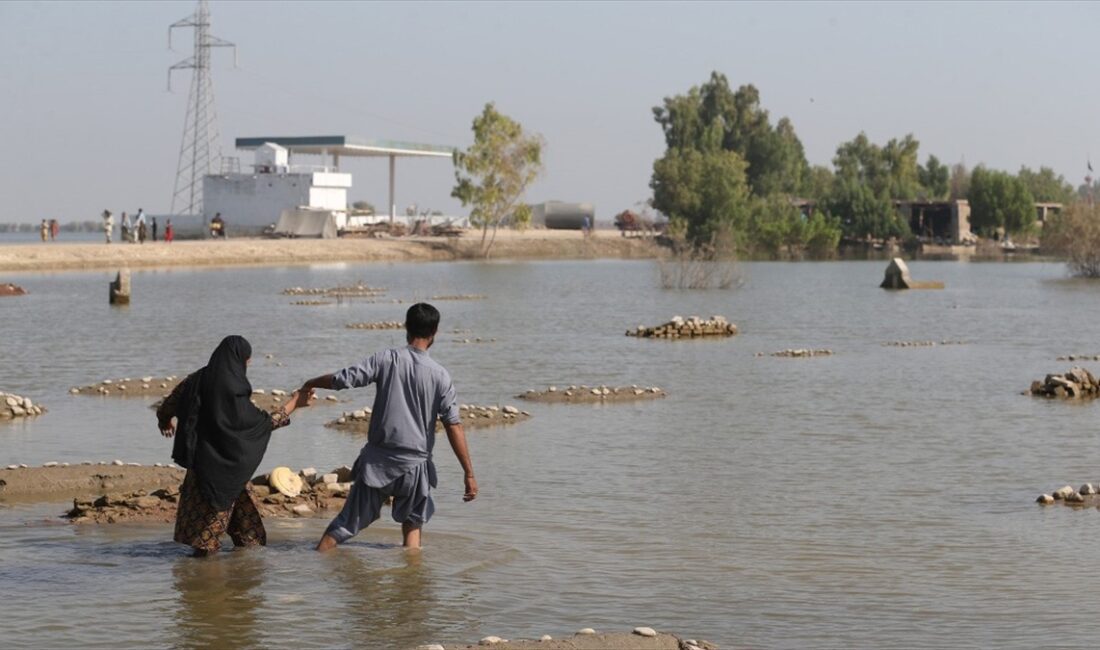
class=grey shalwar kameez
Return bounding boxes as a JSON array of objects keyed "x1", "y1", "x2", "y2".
[{"x1": 324, "y1": 345, "x2": 460, "y2": 543}]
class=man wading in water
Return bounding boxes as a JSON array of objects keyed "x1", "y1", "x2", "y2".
[{"x1": 298, "y1": 303, "x2": 477, "y2": 551}]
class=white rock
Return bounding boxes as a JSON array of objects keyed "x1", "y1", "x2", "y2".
[
  {"x1": 5, "y1": 396, "x2": 17, "y2": 407},
  {"x1": 10, "y1": 406, "x2": 25, "y2": 416},
  {"x1": 539, "y1": 635, "x2": 552, "y2": 642},
  {"x1": 1037, "y1": 494, "x2": 1055, "y2": 505},
  {"x1": 502, "y1": 405, "x2": 519, "y2": 415},
  {"x1": 1054, "y1": 485, "x2": 1076, "y2": 499},
  {"x1": 336, "y1": 417, "x2": 347, "y2": 424},
  {"x1": 112, "y1": 459, "x2": 124, "y2": 466},
  {"x1": 352, "y1": 410, "x2": 367, "y2": 420},
  {"x1": 633, "y1": 627, "x2": 657, "y2": 637},
  {"x1": 321, "y1": 473, "x2": 339, "y2": 484},
  {"x1": 548, "y1": 386, "x2": 557, "y2": 392},
  {"x1": 590, "y1": 388, "x2": 601, "y2": 395},
  {"x1": 118, "y1": 385, "x2": 127, "y2": 391},
  {"x1": 141, "y1": 384, "x2": 149, "y2": 389},
  {"x1": 291, "y1": 504, "x2": 313, "y2": 516},
  {"x1": 154, "y1": 463, "x2": 163, "y2": 467},
  {"x1": 60, "y1": 462, "x2": 69, "y2": 467},
  {"x1": 168, "y1": 463, "x2": 178, "y2": 469},
  {"x1": 43, "y1": 461, "x2": 58, "y2": 467},
  {"x1": 69, "y1": 388, "x2": 79, "y2": 394},
  {"x1": 22, "y1": 397, "x2": 33, "y2": 409},
  {"x1": 576, "y1": 628, "x2": 596, "y2": 635},
  {"x1": 127, "y1": 462, "x2": 141, "y2": 467},
  {"x1": 479, "y1": 637, "x2": 504, "y2": 646},
  {"x1": 123, "y1": 378, "x2": 131, "y2": 382},
  {"x1": 271, "y1": 389, "x2": 287, "y2": 397},
  {"x1": 300, "y1": 467, "x2": 317, "y2": 479},
  {"x1": 633, "y1": 388, "x2": 645, "y2": 395},
  {"x1": 142, "y1": 377, "x2": 153, "y2": 383},
  {"x1": 417, "y1": 645, "x2": 445, "y2": 650},
  {"x1": 325, "y1": 395, "x2": 338, "y2": 401},
  {"x1": 6, "y1": 464, "x2": 18, "y2": 470},
  {"x1": 160, "y1": 383, "x2": 168, "y2": 388},
  {"x1": 252, "y1": 389, "x2": 266, "y2": 395},
  {"x1": 1081, "y1": 483, "x2": 1097, "y2": 496},
  {"x1": 102, "y1": 379, "x2": 113, "y2": 385},
  {"x1": 18, "y1": 463, "x2": 27, "y2": 468}
]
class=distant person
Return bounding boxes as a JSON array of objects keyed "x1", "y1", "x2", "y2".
[
  {"x1": 102, "y1": 210, "x2": 114, "y2": 244},
  {"x1": 157, "y1": 335, "x2": 314, "y2": 556},
  {"x1": 49, "y1": 219, "x2": 59, "y2": 241},
  {"x1": 210, "y1": 212, "x2": 225, "y2": 239},
  {"x1": 298, "y1": 303, "x2": 477, "y2": 552},
  {"x1": 151, "y1": 216, "x2": 158, "y2": 242},
  {"x1": 121, "y1": 212, "x2": 131, "y2": 243},
  {"x1": 40, "y1": 219, "x2": 48, "y2": 242},
  {"x1": 165, "y1": 219, "x2": 174, "y2": 244},
  {"x1": 134, "y1": 209, "x2": 146, "y2": 244},
  {"x1": 582, "y1": 214, "x2": 591, "y2": 238}
]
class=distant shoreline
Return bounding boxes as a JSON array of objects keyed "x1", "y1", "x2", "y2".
[{"x1": 0, "y1": 230, "x2": 660, "y2": 273}]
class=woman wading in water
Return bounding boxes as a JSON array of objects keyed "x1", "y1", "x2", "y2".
[{"x1": 157, "y1": 335, "x2": 313, "y2": 556}]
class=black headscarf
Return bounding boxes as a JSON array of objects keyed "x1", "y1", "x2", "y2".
[{"x1": 185, "y1": 335, "x2": 274, "y2": 510}]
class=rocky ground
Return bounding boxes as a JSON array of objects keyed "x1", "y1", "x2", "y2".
[
  {"x1": 327, "y1": 404, "x2": 531, "y2": 434},
  {"x1": 518, "y1": 385, "x2": 665, "y2": 404},
  {"x1": 291, "y1": 300, "x2": 333, "y2": 306},
  {"x1": 346, "y1": 321, "x2": 405, "y2": 330},
  {"x1": 757, "y1": 349, "x2": 834, "y2": 358},
  {"x1": 0, "y1": 463, "x2": 185, "y2": 502},
  {"x1": 0, "y1": 391, "x2": 46, "y2": 419},
  {"x1": 425, "y1": 628, "x2": 717, "y2": 650},
  {"x1": 1028, "y1": 366, "x2": 1100, "y2": 399},
  {"x1": 627, "y1": 316, "x2": 737, "y2": 339},
  {"x1": 0, "y1": 283, "x2": 26, "y2": 296}
]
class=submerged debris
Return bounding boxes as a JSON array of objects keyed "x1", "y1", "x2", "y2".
[
  {"x1": 762, "y1": 349, "x2": 833, "y2": 358},
  {"x1": 282, "y1": 283, "x2": 386, "y2": 297},
  {"x1": 1029, "y1": 366, "x2": 1100, "y2": 399},
  {"x1": 626, "y1": 315, "x2": 738, "y2": 339},
  {"x1": 519, "y1": 385, "x2": 665, "y2": 404},
  {"x1": 346, "y1": 321, "x2": 404, "y2": 330}
]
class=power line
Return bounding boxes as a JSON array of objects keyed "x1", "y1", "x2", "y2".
[{"x1": 168, "y1": 0, "x2": 236, "y2": 218}]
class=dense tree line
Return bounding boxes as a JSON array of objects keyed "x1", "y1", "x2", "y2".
[{"x1": 650, "y1": 72, "x2": 1078, "y2": 252}]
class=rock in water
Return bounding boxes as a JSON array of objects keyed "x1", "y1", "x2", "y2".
[
  {"x1": 633, "y1": 627, "x2": 658, "y2": 637},
  {"x1": 479, "y1": 636, "x2": 504, "y2": 645},
  {"x1": 1037, "y1": 494, "x2": 1055, "y2": 505}
]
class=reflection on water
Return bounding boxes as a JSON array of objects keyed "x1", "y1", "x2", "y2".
[{"x1": 4, "y1": 259, "x2": 1100, "y2": 648}]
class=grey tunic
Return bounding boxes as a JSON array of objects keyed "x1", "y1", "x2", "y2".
[{"x1": 332, "y1": 345, "x2": 460, "y2": 488}]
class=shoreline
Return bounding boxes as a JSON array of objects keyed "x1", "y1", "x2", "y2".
[{"x1": 0, "y1": 231, "x2": 659, "y2": 273}]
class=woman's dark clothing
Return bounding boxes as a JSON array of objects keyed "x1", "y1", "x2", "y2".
[
  {"x1": 157, "y1": 335, "x2": 290, "y2": 552},
  {"x1": 174, "y1": 469, "x2": 267, "y2": 552}
]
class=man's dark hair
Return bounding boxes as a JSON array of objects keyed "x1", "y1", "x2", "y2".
[{"x1": 405, "y1": 302, "x2": 440, "y2": 339}]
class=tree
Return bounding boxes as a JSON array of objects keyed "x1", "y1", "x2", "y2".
[
  {"x1": 918, "y1": 155, "x2": 950, "y2": 200},
  {"x1": 804, "y1": 165, "x2": 834, "y2": 201},
  {"x1": 652, "y1": 72, "x2": 809, "y2": 202},
  {"x1": 651, "y1": 148, "x2": 752, "y2": 246},
  {"x1": 452, "y1": 103, "x2": 544, "y2": 256},
  {"x1": 968, "y1": 166, "x2": 1036, "y2": 237},
  {"x1": 948, "y1": 162, "x2": 970, "y2": 200},
  {"x1": 826, "y1": 132, "x2": 919, "y2": 239},
  {"x1": 1017, "y1": 166, "x2": 1074, "y2": 204},
  {"x1": 1042, "y1": 201, "x2": 1100, "y2": 276}
]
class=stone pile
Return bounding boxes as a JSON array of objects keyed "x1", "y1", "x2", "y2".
[
  {"x1": 422, "y1": 628, "x2": 717, "y2": 650},
  {"x1": 0, "y1": 392, "x2": 45, "y2": 419},
  {"x1": 291, "y1": 300, "x2": 333, "y2": 306},
  {"x1": 1057, "y1": 354, "x2": 1100, "y2": 362},
  {"x1": 70, "y1": 376, "x2": 181, "y2": 397},
  {"x1": 1036, "y1": 482, "x2": 1100, "y2": 506},
  {"x1": 626, "y1": 315, "x2": 738, "y2": 339},
  {"x1": 346, "y1": 321, "x2": 404, "y2": 330},
  {"x1": 148, "y1": 389, "x2": 339, "y2": 412},
  {"x1": 0, "y1": 283, "x2": 26, "y2": 297},
  {"x1": 282, "y1": 283, "x2": 386, "y2": 297},
  {"x1": 519, "y1": 385, "x2": 666, "y2": 404},
  {"x1": 431, "y1": 294, "x2": 487, "y2": 301},
  {"x1": 883, "y1": 340, "x2": 966, "y2": 347},
  {"x1": 452, "y1": 337, "x2": 497, "y2": 344},
  {"x1": 66, "y1": 465, "x2": 362, "y2": 524},
  {"x1": 1028, "y1": 366, "x2": 1100, "y2": 399},
  {"x1": 762, "y1": 349, "x2": 833, "y2": 358},
  {"x1": 327, "y1": 404, "x2": 531, "y2": 433}
]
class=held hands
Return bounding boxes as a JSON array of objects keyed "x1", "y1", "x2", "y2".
[
  {"x1": 282, "y1": 389, "x2": 316, "y2": 415},
  {"x1": 463, "y1": 474, "x2": 478, "y2": 502},
  {"x1": 159, "y1": 419, "x2": 176, "y2": 438}
]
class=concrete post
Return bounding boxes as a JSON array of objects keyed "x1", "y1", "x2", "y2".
[{"x1": 110, "y1": 269, "x2": 131, "y2": 305}]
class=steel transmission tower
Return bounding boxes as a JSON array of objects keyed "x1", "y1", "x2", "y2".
[{"x1": 168, "y1": 0, "x2": 236, "y2": 218}]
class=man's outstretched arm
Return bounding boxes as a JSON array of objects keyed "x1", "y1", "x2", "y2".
[{"x1": 443, "y1": 421, "x2": 477, "y2": 501}]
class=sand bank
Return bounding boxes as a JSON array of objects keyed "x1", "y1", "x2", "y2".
[
  {"x1": 0, "y1": 231, "x2": 658, "y2": 273},
  {"x1": 0, "y1": 464, "x2": 185, "y2": 502},
  {"x1": 435, "y1": 630, "x2": 716, "y2": 649}
]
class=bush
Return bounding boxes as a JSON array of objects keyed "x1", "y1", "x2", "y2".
[{"x1": 1041, "y1": 201, "x2": 1100, "y2": 277}]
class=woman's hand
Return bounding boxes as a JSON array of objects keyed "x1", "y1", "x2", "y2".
[{"x1": 160, "y1": 421, "x2": 176, "y2": 438}]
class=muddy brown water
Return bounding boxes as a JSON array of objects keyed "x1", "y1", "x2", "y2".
[{"x1": 1, "y1": 259, "x2": 1099, "y2": 648}]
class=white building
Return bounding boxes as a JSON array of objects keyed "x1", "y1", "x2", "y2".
[{"x1": 197, "y1": 135, "x2": 455, "y2": 236}]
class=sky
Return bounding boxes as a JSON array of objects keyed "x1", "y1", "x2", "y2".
[{"x1": 2, "y1": 0, "x2": 1099, "y2": 223}]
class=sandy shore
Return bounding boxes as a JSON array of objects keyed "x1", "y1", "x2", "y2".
[{"x1": 0, "y1": 230, "x2": 658, "y2": 273}]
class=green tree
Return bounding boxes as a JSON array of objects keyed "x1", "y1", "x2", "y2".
[
  {"x1": 918, "y1": 155, "x2": 949, "y2": 199},
  {"x1": 652, "y1": 72, "x2": 809, "y2": 202},
  {"x1": 803, "y1": 165, "x2": 834, "y2": 201},
  {"x1": 651, "y1": 148, "x2": 752, "y2": 246},
  {"x1": 948, "y1": 162, "x2": 970, "y2": 200},
  {"x1": 1017, "y1": 166, "x2": 1074, "y2": 203},
  {"x1": 1042, "y1": 201, "x2": 1100, "y2": 276},
  {"x1": 826, "y1": 132, "x2": 919, "y2": 239},
  {"x1": 968, "y1": 166, "x2": 1036, "y2": 237},
  {"x1": 452, "y1": 103, "x2": 544, "y2": 256}
]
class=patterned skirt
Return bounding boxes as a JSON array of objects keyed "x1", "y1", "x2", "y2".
[{"x1": 173, "y1": 470, "x2": 266, "y2": 553}]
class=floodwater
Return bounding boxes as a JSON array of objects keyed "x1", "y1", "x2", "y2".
[{"x1": 2, "y1": 259, "x2": 1100, "y2": 649}]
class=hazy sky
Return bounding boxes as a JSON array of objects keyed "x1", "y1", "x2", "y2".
[{"x1": 2, "y1": 1, "x2": 1098, "y2": 223}]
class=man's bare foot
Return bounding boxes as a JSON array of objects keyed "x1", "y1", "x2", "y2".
[
  {"x1": 315, "y1": 533, "x2": 339, "y2": 552},
  {"x1": 402, "y1": 522, "x2": 422, "y2": 549}
]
